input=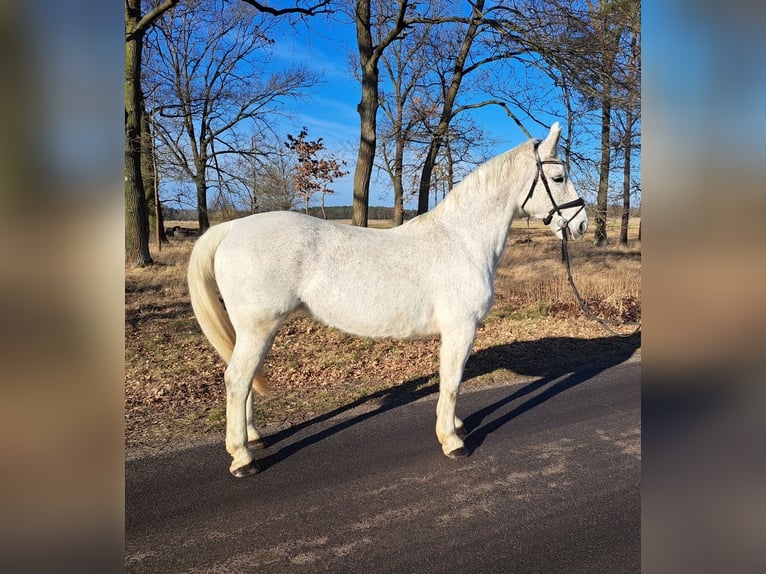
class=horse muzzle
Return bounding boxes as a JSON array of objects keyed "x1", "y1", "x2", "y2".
[{"x1": 554, "y1": 213, "x2": 588, "y2": 240}]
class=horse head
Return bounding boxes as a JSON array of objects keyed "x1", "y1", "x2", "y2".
[{"x1": 520, "y1": 123, "x2": 589, "y2": 240}]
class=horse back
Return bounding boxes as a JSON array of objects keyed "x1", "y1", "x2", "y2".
[{"x1": 213, "y1": 211, "x2": 492, "y2": 339}]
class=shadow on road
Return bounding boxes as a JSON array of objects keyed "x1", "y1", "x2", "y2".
[
  {"x1": 258, "y1": 332, "x2": 640, "y2": 469},
  {"x1": 461, "y1": 332, "x2": 640, "y2": 453}
]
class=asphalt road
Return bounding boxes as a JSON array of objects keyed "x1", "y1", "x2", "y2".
[{"x1": 126, "y1": 359, "x2": 640, "y2": 573}]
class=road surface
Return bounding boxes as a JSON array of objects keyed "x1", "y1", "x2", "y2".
[{"x1": 126, "y1": 359, "x2": 640, "y2": 573}]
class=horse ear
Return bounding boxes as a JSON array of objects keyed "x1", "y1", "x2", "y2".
[{"x1": 539, "y1": 122, "x2": 561, "y2": 157}]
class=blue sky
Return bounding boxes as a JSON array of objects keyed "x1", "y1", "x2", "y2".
[
  {"x1": 264, "y1": 14, "x2": 548, "y2": 209},
  {"x1": 268, "y1": 24, "x2": 361, "y2": 145},
  {"x1": 260, "y1": 23, "x2": 362, "y2": 207}
]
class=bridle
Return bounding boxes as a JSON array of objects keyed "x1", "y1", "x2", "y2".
[{"x1": 520, "y1": 140, "x2": 586, "y2": 236}]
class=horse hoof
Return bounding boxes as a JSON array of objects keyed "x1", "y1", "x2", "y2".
[
  {"x1": 447, "y1": 447, "x2": 468, "y2": 459},
  {"x1": 231, "y1": 460, "x2": 261, "y2": 478},
  {"x1": 249, "y1": 438, "x2": 266, "y2": 450},
  {"x1": 456, "y1": 426, "x2": 468, "y2": 439}
]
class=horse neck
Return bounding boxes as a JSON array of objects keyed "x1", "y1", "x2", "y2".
[{"x1": 430, "y1": 147, "x2": 529, "y2": 270}]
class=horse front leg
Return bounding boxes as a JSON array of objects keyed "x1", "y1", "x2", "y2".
[
  {"x1": 245, "y1": 384, "x2": 264, "y2": 448},
  {"x1": 435, "y1": 323, "x2": 476, "y2": 459}
]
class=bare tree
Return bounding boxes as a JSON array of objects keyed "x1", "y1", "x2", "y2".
[
  {"x1": 408, "y1": 1, "x2": 532, "y2": 214},
  {"x1": 377, "y1": 16, "x2": 432, "y2": 226},
  {"x1": 366, "y1": 0, "x2": 532, "y2": 221},
  {"x1": 538, "y1": 0, "x2": 630, "y2": 246},
  {"x1": 352, "y1": 0, "x2": 514, "y2": 223},
  {"x1": 226, "y1": 133, "x2": 298, "y2": 213},
  {"x1": 125, "y1": 0, "x2": 179, "y2": 267},
  {"x1": 351, "y1": 0, "x2": 410, "y2": 227},
  {"x1": 615, "y1": 2, "x2": 640, "y2": 245},
  {"x1": 414, "y1": 0, "x2": 486, "y2": 215},
  {"x1": 141, "y1": 100, "x2": 167, "y2": 248},
  {"x1": 588, "y1": 0, "x2": 623, "y2": 246},
  {"x1": 490, "y1": 0, "x2": 640, "y2": 245},
  {"x1": 125, "y1": 0, "x2": 331, "y2": 267},
  {"x1": 144, "y1": 0, "x2": 318, "y2": 233}
]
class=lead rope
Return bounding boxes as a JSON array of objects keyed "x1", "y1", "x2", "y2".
[{"x1": 560, "y1": 230, "x2": 641, "y2": 338}]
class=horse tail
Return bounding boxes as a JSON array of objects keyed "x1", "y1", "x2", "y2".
[{"x1": 187, "y1": 222, "x2": 271, "y2": 395}]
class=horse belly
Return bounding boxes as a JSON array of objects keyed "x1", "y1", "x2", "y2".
[{"x1": 301, "y1": 282, "x2": 437, "y2": 340}]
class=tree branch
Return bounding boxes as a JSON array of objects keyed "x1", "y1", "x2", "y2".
[
  {"x1": 463, "y1": 50, "x2": 525, "y2": 75},
  {"x1": 452, "y1": 100, "x2": 531, "y2": 139},
  {"x1": 126, "y1": 0, "x2": 179, "y2": 42},
  {"x1": 238, "y1": 0, "x2": 333, "y2": 17},
  {"x1": 371, "y1": 0, "x2": 410, "y2": 63}
]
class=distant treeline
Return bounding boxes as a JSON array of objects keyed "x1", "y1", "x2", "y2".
[
  {"x1": 163, "y1": 203, "x2": 639, "y2": 223},
  {"x1": 163, "y1": 205, "x2": 420, "y2": 222},
  {"x1": 605, "y1": 204, "x2": 641, "y2": 218},
  {"x1": 305, "y1": 205, "x2": 421, "y2": 220}
]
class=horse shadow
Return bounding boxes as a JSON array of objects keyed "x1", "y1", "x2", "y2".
[
  {"x1": 460, "y1": 332, "x2": 640, "y2": 453},
  {"x1": 256, "y1": 332, "x2": 640, "y2": 470}
]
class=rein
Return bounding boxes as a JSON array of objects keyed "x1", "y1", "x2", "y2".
[
  {"x1": 560, "y1": 228, "x2": 642, "y2": 338},
  {"x1": 521, "y1": 138, "x2": 639, "y2": 337}
]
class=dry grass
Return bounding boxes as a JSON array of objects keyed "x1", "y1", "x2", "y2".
[
  {"x1": 125, "y1": 216, "x2": 640, "y2": 457},
  {"x1": 495, "y1": 218, "x2": 641, "y2": 322}
]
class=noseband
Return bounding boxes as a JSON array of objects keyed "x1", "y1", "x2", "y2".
[{"x1": 520, "y1": 140, "x2": 586, "y2": 231}]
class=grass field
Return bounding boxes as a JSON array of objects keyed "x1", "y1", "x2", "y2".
[{"x1": 126, "y1": 216, "x2": 640, "y2": 457}]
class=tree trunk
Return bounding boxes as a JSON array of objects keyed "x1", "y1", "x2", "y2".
[
  {"x1": 591, "y1": 0, "x2": 622, "y2": 248},
  {"x1": 594, "y1": 97, "x2": 611, "y2": 247},
  {"x1": 620, "y1": 30, "x2": 639, "y2": 246},
  {"x1": 125, "y1": 0, "x2": 152, "y2": 267},
  {"x1": 141, "y1": 101, "x2": 167, "y2": 247},
  {"x1": 562, "y1": 81, "x2": 573, "y2": 171},
  {"x1": 445, "y1": 136, "x2": 454, "y2": 192},
  {"x1": 417, "y1": 141, "x2": 440, "y2": 215},
  {"x1": 352, "y1": 1, "x2": 377, "y2": 228},
  {"x1": 321, "y1": 189, "x2": 327, "y2": 219},
  {"x1": 392, "y1": 136, "x2": 404, "y2": 226},
  {"x1": 619, "y1": 105, "x2": 632, "y2": 245},
  {"x1": 194, "y1": 173, "x2": 210, "y2": 232}
]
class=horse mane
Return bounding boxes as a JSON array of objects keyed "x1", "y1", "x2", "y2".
[{"x1": 409, "y1": 140, "x2": 531, "y2": 226}]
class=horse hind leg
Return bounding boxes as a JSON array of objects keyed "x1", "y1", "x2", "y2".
[
  {"x1": 245, "y1": 371, "x2": 270, "y2": 448},
  {"x1": 225, "y1": 321, "x2": 280, "y2": 477}
]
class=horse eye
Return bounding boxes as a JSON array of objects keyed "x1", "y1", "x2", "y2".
[{"x1": 552, "y1": 175, "x2": 565, "y2": 183}]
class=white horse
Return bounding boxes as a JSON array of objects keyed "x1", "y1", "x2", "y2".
[{"x1": 188, "y1": 123, "x2": 588, "y2": 477}]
